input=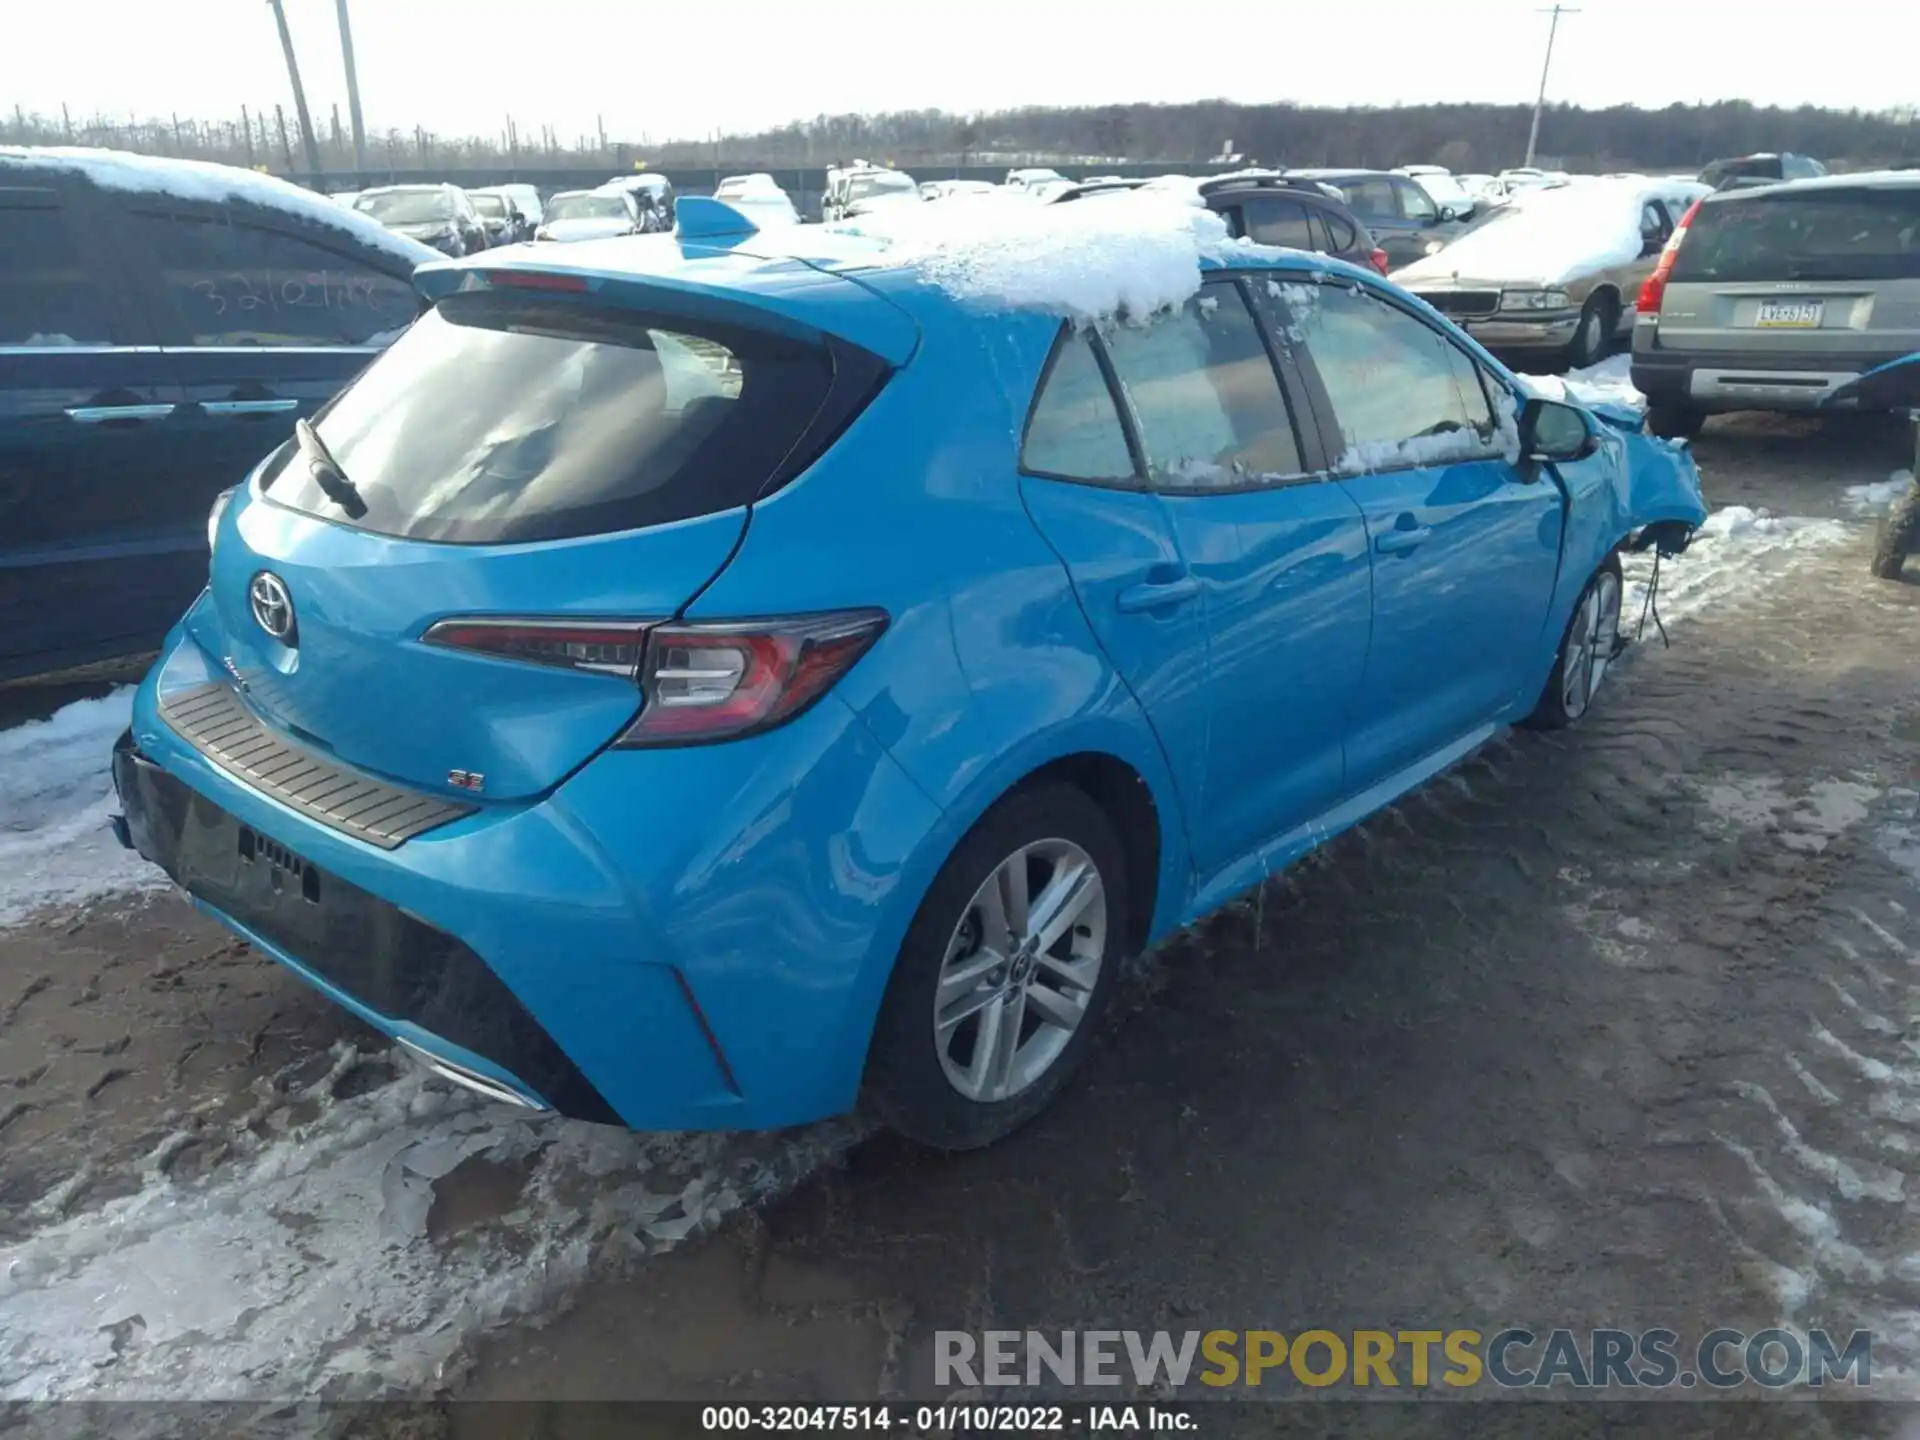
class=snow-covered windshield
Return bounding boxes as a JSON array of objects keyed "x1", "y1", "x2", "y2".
[
  {"x1": 355, "y1": 190, "x2": 455, "y2": 224},
  {"x1": 546, "y1": 193, "x2": 628, "y2": 221},
  {"x1": 469, "y1": 194, "x2": 508, "y2": 218}
]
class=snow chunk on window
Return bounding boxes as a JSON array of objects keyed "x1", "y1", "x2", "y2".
[
  {"x1": 1, "y1": 146, "x2": 439, "y2": 269},
  {"x1": 1335, "y1": 428, "x2": 1490, "y2": 476},
  {"x1": 828, "y1": 190, "x2": 1233, "y2": 324},
  {"x1": 1523, "y1": 354, "x2": 1644, "y2": 413}
]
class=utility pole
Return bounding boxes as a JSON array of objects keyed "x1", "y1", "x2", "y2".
[
  {"x1": 266, "y1": 0, "x2": 324, "y2": 176},
  {"x1": 241, "y1": 104, "x2": 256, "y2": 166},
  {"x1": 1525, "y1": 4, "x2": 1579, "y2": 168},
  {"x1": 335, "y1": 0, "x2": 368, "y2": 175}
]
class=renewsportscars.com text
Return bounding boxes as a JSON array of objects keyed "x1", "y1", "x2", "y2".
[{"x1": 934, "y1": 1328, "x2": 1872, "y2": 1391}]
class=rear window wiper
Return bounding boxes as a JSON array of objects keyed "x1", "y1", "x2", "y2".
[{"x1": 295, "y1": 418, "x2": 369, "y2": 520}]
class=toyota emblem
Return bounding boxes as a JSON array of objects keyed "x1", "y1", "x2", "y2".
[{"x1": 249, "y1": 572, "x2": 297, "y2": 644}]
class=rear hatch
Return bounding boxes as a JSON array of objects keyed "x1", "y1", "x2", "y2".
[
  {"x1": 1657, "y1": 184, "x2": 1920, "y2": 358},
  {"x1": 193, "y1": 277, "x2": 891, "y2": 801}
]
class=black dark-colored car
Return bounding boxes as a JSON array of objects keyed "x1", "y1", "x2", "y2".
[
  {"x1": 1280, "y1": 168, "x2": 1467, "y2": 268},
  {"x1": 0, "y1": 148, "x2": 436, "y2": 683},
  {"x1": 353, "y1": 184, "x2": 490, "y2": 256},
  {"x1": 1195, "y1": 173, "x2": 1390, "y2": 275}
]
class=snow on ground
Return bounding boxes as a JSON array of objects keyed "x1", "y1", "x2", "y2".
[
  {"x1": 825, "y1": 188, "x2": 1232, "y2": 323},
  {"x1": 1623, "y1": 504, "x2": 1852, "y2": 633},
  {"x1": 0, "y1": 1041, "x2": 859, "y2": 1399},
  {"x1": 1, "y1": 146, "x2": 439, "y2": 269},
  {"x1": 0, "y1": 688, "x2": 165, "y2": 926},
  {"x1": 1844, "y1": 469, "x2": 1915, "y2": 515}
]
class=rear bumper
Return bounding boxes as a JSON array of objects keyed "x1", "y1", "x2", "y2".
[
  {"x1": 114, "y1": 622, "x2": 948, "y2": 1131},
  {"x1": 113, "y1": 729, "x2": 618, "y2": 1123},
  {"x1": 1631, "y1": 333, "x2": 1914, "y2": 412}
]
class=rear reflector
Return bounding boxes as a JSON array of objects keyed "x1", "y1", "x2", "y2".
[
  {"x1": 618, "y1": 609, "x2": 888, "y2": 747},
  {"x1": 422, "y1": 617, "x2": 652, "y2": 676},
  {"x1": 486, "y1": 269, "x2": 590, "y2": 292}
]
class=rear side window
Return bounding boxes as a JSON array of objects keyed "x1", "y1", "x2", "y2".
[
  {"x1": 0, "y1": 196, "x2": 115, "y2": 345},
  {"x1": 1673, "y1": 188, "x2": 1920, "y2": 283},
  {"x1": 1102, "y1": 284, "x2": 1304, "y2": 489},
  {"x1": 1315, "y1": 209, "x2": 1358, "y2": 253},
  {"x1": 133, "y1": 212, "x2": 417, "y2": 346},
  {"x1": 1022, "y1": 330, "x2": 1137, "y2": 484},
  {"x1": 1243, "y1": 198, "x2": 1314, "y2": 249},
  {"x1": 1274, "y1": 281, "x2": 1499, "y2": 472},
  {"x1": 260, "y1": 292, "x2": 881, "y2": 543}
]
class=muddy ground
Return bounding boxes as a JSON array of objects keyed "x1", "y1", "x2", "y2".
[{"x1": 5, "y1": 410, "x2": 1920, "y2": 1434}]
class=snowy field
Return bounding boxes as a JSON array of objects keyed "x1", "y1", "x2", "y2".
[{"x1": 1, "y1": 359, "x2": 1911, "y2": 1401}]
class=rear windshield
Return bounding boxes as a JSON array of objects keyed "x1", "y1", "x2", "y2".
[
  {"x1": 546, "y1": 194, "x2": 627, "y2": 221},
  {"x1": 1699, "y1": 157, "x2": 1781, "y2": 188},
  {"x1": 1673, "y1": 188, "x2": 1920, "y2": 283},
  {"x1": 258, "y1": 291, "x2": 881, "y2": 544},
  {"x1": 356, "y1": 190, "x2": 454, "y2": 224}
]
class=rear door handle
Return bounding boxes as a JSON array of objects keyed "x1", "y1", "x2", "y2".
[
  {"x1": 64, "y1": 403, "x2": 176, "y2": 424},
  {"x1": 1116, "y1": 575, "x2": 1202, "y2": 613},
  {"x1": 1375, "y1": 526, "x2": 1432, "y2": 555},
  {"x1": 201, "y1": 399, "x2": 299, "y2": 417}
]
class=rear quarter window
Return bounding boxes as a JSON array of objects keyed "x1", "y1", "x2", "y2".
[
  {"x1": 1675, "y1": 188, "x2": 1920, "y2": 283},
  {"x1": 260, "y1": 291, "x2": 885, "y2": 543}
]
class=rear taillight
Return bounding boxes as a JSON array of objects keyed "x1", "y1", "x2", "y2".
[
  {"x1": 1636, "y1": 197, "x2": 1703, "y2": 317},
  {"x1": 618, "y1": 609, "x2": 888, "y2": 747},
  {"x1": 423, "y1": 609, "x2": 888, "y2": 746},
  {"x1": 1369, "y1": 248, "x2": 1390, "y2": 276},
  {"x1": 423, "y1": 618, "x2": 651, "y2": 676}
]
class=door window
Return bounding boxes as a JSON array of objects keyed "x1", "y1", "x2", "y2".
[
  {"x1": 132, "y1": 211, "x2": 417, "y2": 346},
  {"x1": 0, "y1": 198, "x2": 116, "y2": 345},
  {"x1": 1021, "y1": 329, "x2": 1138, "y2": 485},
  {"x1": 1101, "y1": 284, "x2": 1304, "y2": 489},
  {"x1": 1242, "y1": 198, "x2": 1314, "y2": 249},
  {"x1": 1275, "y1": 281, "x2": 1500, "y2": 472},
  {"x1": 1342, "y1": 177, "x2": 1398, "y2": 221},
  {"x1": 1396, "y1": 180, "x2": 1438, "y2": 224}
]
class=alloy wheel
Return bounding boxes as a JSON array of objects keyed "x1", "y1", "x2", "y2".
[
  {"x1": 932, "y1": 838, "x2": 1107, "y2": 1103},
  {"x1": 1561, "y1": 570, "x2": 1624, "y2": 720}
]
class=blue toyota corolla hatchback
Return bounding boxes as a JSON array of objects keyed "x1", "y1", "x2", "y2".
[{"x1": 112, "y1": 198, "x2": 1706, "y2": 1147}]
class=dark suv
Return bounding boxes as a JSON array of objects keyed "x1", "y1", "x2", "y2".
[
  {"x1": 0, "y1": 149, "x2": 435, "y2": 682},
  {"x1": 1194, "y1": 173, "x2": 1389, "y2": 274},
  {"x1": 1281, "y1": 168, "x2": 1468, "y2": 268}
]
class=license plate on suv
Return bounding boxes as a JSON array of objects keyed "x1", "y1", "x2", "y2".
[{"x1": 1755, "y1": 299, "x2": 1824, "y2": 329}]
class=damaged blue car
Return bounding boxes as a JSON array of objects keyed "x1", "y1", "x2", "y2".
[{"x1": 110, "y1": 210, "x2": 1707, "y2": 1150}]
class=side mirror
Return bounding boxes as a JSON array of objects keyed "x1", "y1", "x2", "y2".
[
  {"x1": 1438, "y1": 202, "x2": 1464, "y2": 222},
  {"x1": 1640, "y1": 234, "x2": 1666, "y2": 258},
  {"x1": 1519, "y1": 397, "x2": 1597, "y2": 463}
]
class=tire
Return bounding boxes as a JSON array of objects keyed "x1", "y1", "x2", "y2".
[
  {"x1": 1871, "y1": 481, "x2": 1920, "y2": 580},
  {"x1": 1644, "y1": 402, "x2": 1706, "y2": 441},
  {"x1": 1565, "y1": 292, "x2": 1617, "y2": 370},
  {"x1": 1526, "y1": 555, "x2": 1625, "y2": 730},
  {"x1": 863, "y1": 783, "x2": 1129, "y2": 1150}
]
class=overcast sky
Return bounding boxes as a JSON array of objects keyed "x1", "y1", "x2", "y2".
[{"x1": 3, "y1": 0, "x2": 1909, "y2": 147}]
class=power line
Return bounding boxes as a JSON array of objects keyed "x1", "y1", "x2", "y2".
[{"x1": 1526, "y1": 4, "x2": 1581, "y2": 169}]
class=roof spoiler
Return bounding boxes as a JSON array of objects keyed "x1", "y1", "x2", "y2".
[{"x1": 675, "y1": 196, "x2": 760, "y2": 244}]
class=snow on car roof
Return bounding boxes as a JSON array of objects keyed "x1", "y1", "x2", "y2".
[
  {"x1": 0, "y1": 146, "x2": 439, "y2": 267},
  {"x1": 788, "y1": 188, "x2": 1245, "y2": 323},
  {"x1": 1394, "y1": 176, "x2": 1709, "y2": 288}
]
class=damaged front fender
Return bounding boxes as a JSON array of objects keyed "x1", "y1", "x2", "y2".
[{"x1": 1617, "y1": 427, "x2": 1708, "y2": 554}]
